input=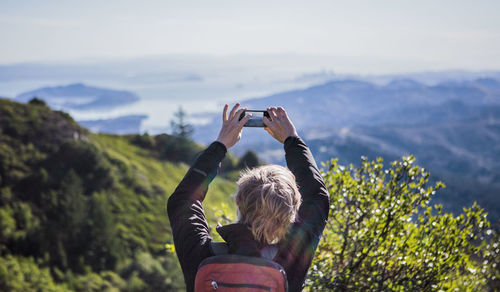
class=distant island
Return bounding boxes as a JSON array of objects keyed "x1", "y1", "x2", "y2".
[{"x1": 16, "y1": 83, "x2": 140, "y2": 111}]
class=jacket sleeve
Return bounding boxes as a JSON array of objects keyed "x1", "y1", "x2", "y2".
[
  {"x1": 285, "y1": 136, "x2": 329, "y2": 234},
  {"x1": 275, "y1": 136, "x2": 330, "y2": 292},
  {"x1": 167, "y1": 141, "x2": 226, "y2": 292}
]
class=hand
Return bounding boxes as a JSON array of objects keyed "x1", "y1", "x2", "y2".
[
  {"x1": 216, "y1": 103, "x2": 252, "y2": 149},
  {"x1": 263, "y1": 106, "x2": 298, "y2": 143}
]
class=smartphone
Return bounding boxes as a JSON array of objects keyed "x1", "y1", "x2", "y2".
[{"x1": 239, "y1": 110, "x2": 270, "y2": 127}]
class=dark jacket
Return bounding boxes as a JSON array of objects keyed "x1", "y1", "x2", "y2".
[{"x1": 167, "y1": 136, "x2": 329, "y2": 292}]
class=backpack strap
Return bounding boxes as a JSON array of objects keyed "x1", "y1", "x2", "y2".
[{"x1": 210, "y1": 241, "x2": 278, "y2": 260}]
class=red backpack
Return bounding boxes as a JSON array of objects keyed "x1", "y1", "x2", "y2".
[{"x1": 194, "y1": 242, "x2": 288, "y2": 292}]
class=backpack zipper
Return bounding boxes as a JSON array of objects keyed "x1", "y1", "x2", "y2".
[{"x1": 211, "y1": 280, "x2": 271, "y2": 291}]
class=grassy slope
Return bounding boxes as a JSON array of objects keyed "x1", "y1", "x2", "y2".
[{"x1": 91, "y1": 133, "x2": 237, "y2": 244}]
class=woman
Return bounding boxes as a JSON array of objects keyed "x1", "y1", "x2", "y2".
[{"x1": 167, "y1": 104, "x2": 329, "y2": 291}]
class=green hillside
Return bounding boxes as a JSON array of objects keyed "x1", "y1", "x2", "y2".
[{"x1": 0, "y1": 98, "x2": 237, "y2": 291}]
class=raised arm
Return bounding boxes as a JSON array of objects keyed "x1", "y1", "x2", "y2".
[
  {"x1": 283, "y1": 136, "x2": 329, "y2": 233},
  {"x1": 263, "y1": 107, "x2": 329, "y2": 231},
  {"x1": 264, "y1": 106, "x2": 329, "y2": 292},
  {"x1": 167, "y1": 103, "x2": 251, "y2": 291},
  {"x1": 167, "y1": 140, "x2": 225, "y2": 290}
]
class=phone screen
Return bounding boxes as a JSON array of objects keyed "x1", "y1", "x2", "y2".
[{"x1": 241, "y1": 110, "x2": 267, "y2": 127}]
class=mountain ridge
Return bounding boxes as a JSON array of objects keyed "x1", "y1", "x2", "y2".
[{"x1": 194, "y1": 77, "x2": 500, "y2": 220}]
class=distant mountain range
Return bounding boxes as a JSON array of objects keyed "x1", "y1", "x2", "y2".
[
  {"x1": 16, "y1": 83, "x2": 139, "y2": 111},
  {"x1": 195, "y1": 77, "x2": 500, "y2": 221}
]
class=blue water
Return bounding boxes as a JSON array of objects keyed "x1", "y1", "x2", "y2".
[{"x1": 0, "y1": 67, "x2": 333, "y2": 133}]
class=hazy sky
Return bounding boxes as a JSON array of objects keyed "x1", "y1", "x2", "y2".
[{"x1": 1, "y1": 0, "x2": 499, "y2": 72}]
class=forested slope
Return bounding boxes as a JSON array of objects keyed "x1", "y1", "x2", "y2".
[{"x1": 0, "y1": 98, "x2": 236, "y2": 291}]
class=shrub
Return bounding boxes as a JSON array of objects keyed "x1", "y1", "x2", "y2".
[
  {"x1": 307, "y1": 156, "x2": 498, "y2": 291},
  {"x1": 0, "y1": 255, "x2": 67, "y2": 292}
]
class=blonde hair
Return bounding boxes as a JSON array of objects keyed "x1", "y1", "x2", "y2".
[{"x1": 235, "y1": 165, "x2": 301, "y2": 245}]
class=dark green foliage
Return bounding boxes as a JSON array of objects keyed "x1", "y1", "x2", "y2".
[
  {"x1": 41, "y1": 169, "x2": 87, "y2": 271},
  {"x1": 84, "y1": 192, "x2": 123, "y2": 271},
  {"x1": 0, "y1": 98, "x2": 85, "y2": 155},
  {"x1": 220, "y1": 155, "x2": 237, "y2": 173},
  {"x1": 41, "y1": 141, "x2": 114, "y2": 195},
  {"x1": 129, "y1": 133, "x2": 204, "y2": 164},
  {"x1": 72, "y1": 271, "x2": 126, "y2": 292},
  {"x1": 236, "y1": 150, "x2": 260, "y2": 169},
  {"x1": 129, "y1": 133, "x2": 155, "y2": 149},
  {"x1": 0, "y1": 98, "x2": 229, "y2": 290},
  {"x1": 120, "y1": 252, "x2": 178, "y2": 291},
  {"x1": 156, "y1": 134, "x2": 201, "y2": 163},
  {"x1": 28, "y1": 97, "x2": 48, "y2": 107},
  {"x1": 0, "y1": 255, "x2": 67, "y2": 291}
]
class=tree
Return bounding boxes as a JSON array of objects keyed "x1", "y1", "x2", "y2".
[
  {"x1": 170, "y1": 107, "x2": 194, "y2": 139},
  {"x1": 237, "y1": 150, "x2": 260, "y2": 169},
  {"x1": 86, "y1": 192, "x2": 123, "y2": 271},
  {"x1": 307, "y1": 156, "x2": 498, "y2": 291},
  {"x1": 28, "y1": 97, "x2": 47, "y2": 107}
]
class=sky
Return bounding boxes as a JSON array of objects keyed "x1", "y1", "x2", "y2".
[{"x1": 1, "y1": 0, "x2": 500, "y2": 73}]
